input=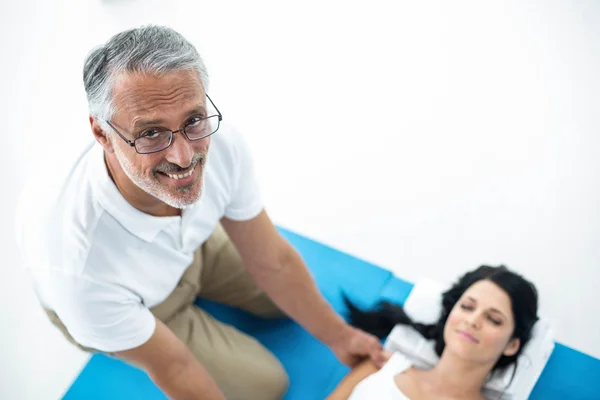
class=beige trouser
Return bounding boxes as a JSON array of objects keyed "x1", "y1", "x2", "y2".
[{"x1": 44, "y1": 224, "x2": 289, "y2": 400}]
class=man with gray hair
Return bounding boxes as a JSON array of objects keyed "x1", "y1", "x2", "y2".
[{"x1": 15, "y1": 26, "x2": 385, "y2": 400}]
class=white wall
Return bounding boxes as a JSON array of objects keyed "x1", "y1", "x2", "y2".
[{"x1": 1, "y1": 0, "x2": 599, "y2": 398}]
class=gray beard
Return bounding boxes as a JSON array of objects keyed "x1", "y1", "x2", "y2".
[{"x1": 111, "y1": 142, "x2": 205, "y2": 209}]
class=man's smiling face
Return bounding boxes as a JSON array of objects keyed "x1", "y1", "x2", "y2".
[{"x1": 107, "y1": 70, "x2": 211, "y2": 209}]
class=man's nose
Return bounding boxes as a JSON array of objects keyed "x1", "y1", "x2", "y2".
[{"x1": 165, "y1": 131, "x2": 195, "y2": 168}]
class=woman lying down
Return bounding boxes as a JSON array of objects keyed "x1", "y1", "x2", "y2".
[{"x1": 327, "y1": 265, "x2": 539, "y2": 400}]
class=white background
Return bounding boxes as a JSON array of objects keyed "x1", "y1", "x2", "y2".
[{"x1": 1, "y1": 0, "x2": 599, "y2": 398}]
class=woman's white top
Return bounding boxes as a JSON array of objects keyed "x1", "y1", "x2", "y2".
[{"x1": 347, "y1": 352, "x2": 414, "y2": 400}]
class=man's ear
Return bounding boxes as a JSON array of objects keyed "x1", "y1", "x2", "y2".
[
  {"x1": 503, "y1": 337, "x2": 521, "y2": 357},
  {"x1": 90, "y1": 116, "x2": 114, "y2": 153}
]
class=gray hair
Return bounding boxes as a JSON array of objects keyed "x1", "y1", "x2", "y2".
[{"x1": 83, "y1": 25, "x2": 209, "y2": 124}]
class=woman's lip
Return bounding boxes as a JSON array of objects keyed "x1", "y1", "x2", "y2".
[{"x1": 457, "y1": 330, "x2": 479, "y2": 343}]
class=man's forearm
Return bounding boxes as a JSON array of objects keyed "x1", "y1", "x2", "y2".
[
  {"x1": 151, "y1": 358, "x2": 226, "y2": 400},
  {"x1": 250, "y1": 248, "x2": 349, "y2": 345}
]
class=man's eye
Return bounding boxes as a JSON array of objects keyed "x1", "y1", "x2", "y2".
[
  {"x1": 141, "y1": 130, "x2": 162, "y2": 139},
  {"x1": 187, "y1": 116, "x2": 204, "y2": 126}
]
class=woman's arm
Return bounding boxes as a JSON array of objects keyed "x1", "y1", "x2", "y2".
[
  {"x1": 326, "y1": 352, "x2": 392, "y2": 400},
  {"x1": 326, "y1": 360, "x2": 378, "y2": 400}
]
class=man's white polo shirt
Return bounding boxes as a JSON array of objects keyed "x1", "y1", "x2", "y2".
[{"x1": 15, "y1": 122, "x2": 263, "y2": 353}]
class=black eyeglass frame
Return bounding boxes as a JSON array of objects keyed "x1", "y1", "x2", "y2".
[{"x1": 105, "y1": 94, "x2": 222, "y2": 155}]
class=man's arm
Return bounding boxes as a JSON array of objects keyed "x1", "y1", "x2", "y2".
[
  {"x1": 221, "y1": 210, "x2": 384, "y2": 367},
  {"x1": 115, "y1": 317, "x2": 226, "y2": 400}
]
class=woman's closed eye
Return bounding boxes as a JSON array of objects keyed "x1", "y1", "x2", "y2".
[
  {"x1": 487, "y1": 314, "x2": 503, "y2": 326},
  {"x1": 461, "y1": 304, "x2": 503, "y2": 325}
]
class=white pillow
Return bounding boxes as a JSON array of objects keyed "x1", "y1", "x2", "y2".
[{"x1": 383, "y1": 278, "x2": 555, "y2": 400}]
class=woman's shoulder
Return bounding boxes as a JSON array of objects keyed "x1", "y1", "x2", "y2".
[
  {"x1": 381, "y1": 351, "x2": 414, "y2": 375},
  {"x1": 347, "y1": 352, "x2": 415, "y2": 400}
]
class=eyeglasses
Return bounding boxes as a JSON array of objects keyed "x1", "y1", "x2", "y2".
[{"x1": 105, "y1": 94, "x2": 222, "y2": 155}]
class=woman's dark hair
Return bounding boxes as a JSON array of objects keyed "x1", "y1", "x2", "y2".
[{"x1": 344, "y1": 265, "x2": 539, "y2": 373}]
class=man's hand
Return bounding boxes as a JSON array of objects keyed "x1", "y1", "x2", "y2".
[
  {"x1": 221, "y1": 210, "x2": 388, "y2": 370},
  {"x1": 327, "y1": 325, "x2": 388, "y2": 368}
]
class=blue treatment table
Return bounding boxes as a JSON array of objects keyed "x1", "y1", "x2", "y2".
[{"x1": 62, "y1": 227, "x2": 600, "y2": 400}]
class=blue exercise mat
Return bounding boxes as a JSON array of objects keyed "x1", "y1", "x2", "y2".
[{"x1": 63, "y1": 227, "x2": 600, "y2": 400}]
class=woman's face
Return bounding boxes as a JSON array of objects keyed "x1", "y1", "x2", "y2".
[{"x1": 443, "y1": 280, "x2": 520, "y2": 365}]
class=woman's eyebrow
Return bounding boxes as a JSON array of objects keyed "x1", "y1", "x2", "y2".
[{"x1": 466, "y1": 297, "x2": 507, "y2": 318}]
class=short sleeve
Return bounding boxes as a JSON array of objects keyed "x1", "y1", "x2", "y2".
[
  {"x1": 223, "y1": 129, "x2": 263, "y2": 221},
  {"x1": 37, "y1": 270, "x2": 156, "y2": 353},
  {"x1": 347, "y1": 352, "x2": 414, "y2": 400},
  {"x1": 380, "y1": 352, "x2": 413, "y2": 376}
]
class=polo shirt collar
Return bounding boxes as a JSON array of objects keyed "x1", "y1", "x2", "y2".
[{"x1": 88, "y1": 142, "x2": 180, "y2": 242}]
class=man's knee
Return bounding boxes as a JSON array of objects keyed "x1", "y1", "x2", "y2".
[
  {"x1": 252, "y1": 360, "x2": 289, "y2": 400},
  {"x1": 221, "y1": 356, "x2": 289, "y2": 400}
]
